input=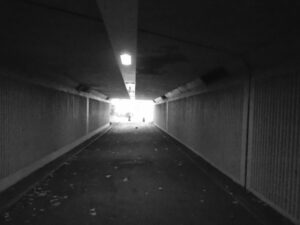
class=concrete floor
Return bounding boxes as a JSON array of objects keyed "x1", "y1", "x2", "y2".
[{"x1": 0, "y1": 123, "x2": 263, "y2": 225}]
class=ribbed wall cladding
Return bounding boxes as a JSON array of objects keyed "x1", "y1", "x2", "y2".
[
  {"x1": 154, "y1": 103, "x2": 167, "y2": 131},
  {"x1": 166, "y1": 86, "x2": 245, "y2": 183},
  {"x1": 0, "y1": 76, "x2": 110, "y2": 182},
  {"x1": 0, "y1": 80, "x2": 8, "y2": 178},
  {"x1": 248, "y1": 74, "x2": 300, "y2": 222},
  {"x1": 88, "y1": 99, "x2": 110, "y2": 132},
  {"x1": 154, "y1": 74, "x2": 300, "y2": 223}
]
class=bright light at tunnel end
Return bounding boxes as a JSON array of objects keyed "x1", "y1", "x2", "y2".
[
  {"x1": 120, "y1": 53, "x2": 132, "y2": 66},
  {"x1": 110, "y1": 99, "x2": 154, "y2": 123}
]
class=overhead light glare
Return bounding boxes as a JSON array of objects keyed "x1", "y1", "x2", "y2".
[{"x1": 120, "y1": 53, "x2": 132, "y2": 66}]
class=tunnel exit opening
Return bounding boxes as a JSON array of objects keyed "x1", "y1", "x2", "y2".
[{"x1": 110, "y1": 99, "x2": 154, "y2": 123}]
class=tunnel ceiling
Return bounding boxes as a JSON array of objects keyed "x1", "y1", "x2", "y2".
[
  {"x1": 136, "y1": 0, "x2": 300, "y2": 99},
  {"x1": 97, "y1": 0, "x2": 138, "y2": 89},
  {"x1": 1, "y1": 0, "x2": 299, "y2": 100},
  {"x1": 0, "y1": 0, "x2": 129, "y2": 99}
]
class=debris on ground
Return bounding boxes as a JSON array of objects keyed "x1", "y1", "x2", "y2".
[
  {"x1": 158, "y1": 187, "x2": 163, "y2": 191},
  {"x1": 47, "y1": 194, "x2": 69, "y2": 208},
  {"x1": 4, "y1": 212, "x2": 11, "y2": 222},
  {"x1": 50, "y1": 198, "x2": 58, "y2": 203},
  {"x1": 122, "y1": 177, "x2": 129, "y2": 182},
  {"x1": 105, "y1": 174, "x2": 112, "y2": 179},
  {"x1": 69, "y1": 184, "x2": 75, "y2": 189},
  {"x1": 145, "y1": 192, "x2": 149, "y2": 196},
  {"x1": 35, "y1": 190, "x2": 48, "y2": 197},
  {"x1": 200, "y1": 199, "x2": 205, "y2": 203},
  {"x1": 178, "y1": 161, "x2": 183, "y2": 166},
  {"x1": 51, "y1": 201, "x2": 61, "y2": 207},
  {"x1": 114, "y1": 166, "x2": 119, "y2": 170},
  {"x1": 89, "y1": 208, "x2": 97, "y2": 216},
  {"x1": 202, "y1": 189, "x2": 207, "y2": 192},
  {"x1": 27, "y1": 197, "x2": 34, "y2": 202},
  {"x1": 154, "y1": 148, "x2": 158, "y2": 152},
  {"x1": 69, "y1": 155, "x2": 78, "y2": 161},
  {"x1": 232, "y1": 200, "x2": 238, "y2": 204}
]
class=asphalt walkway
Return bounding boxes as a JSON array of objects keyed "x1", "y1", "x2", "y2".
[{"x1": 0, "y1": 123, "x2": 262, "y2": 225}]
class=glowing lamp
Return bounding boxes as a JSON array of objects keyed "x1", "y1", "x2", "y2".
[{"x1": 120, "y1": 53, "x2": 132, "y2": 66}]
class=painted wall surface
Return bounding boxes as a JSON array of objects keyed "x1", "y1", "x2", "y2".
[
  {"x1": 89, "y1": 99, "x2": 111, "y2": 133},
  {"x1": 248, "y1": 74, "x2": 300, "y2": 222},
  {"x1": 154, "y1": 74, "x2": 300, "y2": 223},
  {"x1": 153, "y1": 103, "x2": 167, "y2": 131},
  {"x1": 167, "y1": 85, "x2": 246, "y2": 184},
  {"x1": 0, "y1": 76, "x2": 110, "y2": 191}
]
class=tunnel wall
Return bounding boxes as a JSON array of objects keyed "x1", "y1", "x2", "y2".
[
  {"x1": 153, "y1": 103, "x2": 167, "y2": 131},
  {"x1": 156, "y1": 84, "x2": 247, "y2": 184},
  {"x1": 247, "y1": 73, "x2": 300, "y2": 222},
  {"x1": 0, "y1": 76, "x2": 110, "y2": 192},
  {"x1": 154, "y1": 73, "x2": 300, "y2": 223},
  {"x1": 89, "y1": 99, "x2": 111, "y2": 133}
]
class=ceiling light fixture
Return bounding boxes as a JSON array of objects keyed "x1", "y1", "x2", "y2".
[{"x1": 120, "y1": 53, "x2": 132, "y2": 66}]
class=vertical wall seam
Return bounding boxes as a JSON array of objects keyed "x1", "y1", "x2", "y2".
[
  {"x1": 86, "y1": 97, "x2": 90, "y2": 134},
  {"x1": 166, "y1": 100, "x2": 169, "y2": 132},
  {"x1": 242, "y1": 75, "x2": 251, "y2": 187}
]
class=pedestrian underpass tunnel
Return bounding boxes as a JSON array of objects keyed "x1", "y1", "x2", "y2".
[{"x1": 0, "y1": 0, "x2": 300, "y2": 225}]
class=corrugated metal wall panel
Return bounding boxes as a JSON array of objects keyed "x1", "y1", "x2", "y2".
[
  {"x1": 0, "y1": 81, "x2": 8, "y2": 178},
  {"x1": 0, "y1": 76, "x2": 111, "y2": 185},
  {"x1": 167, "y1": 85, "x2": 245, "y2": 183},
  {"x1": 248, "y1": 74, "x2": 300, "y2": 222},
  {"x1": 154, "y1": 74, "x2": 300, "y2": 223},
  {"x1": 154, "y1": 103, "x2": 167, "y2": 131},
  {"x1": 88, "y1": 99, "x2": 110, "y2": 132},
  {"x1": 0, "y1": 76, "x2": 88, "y2": 178}
]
